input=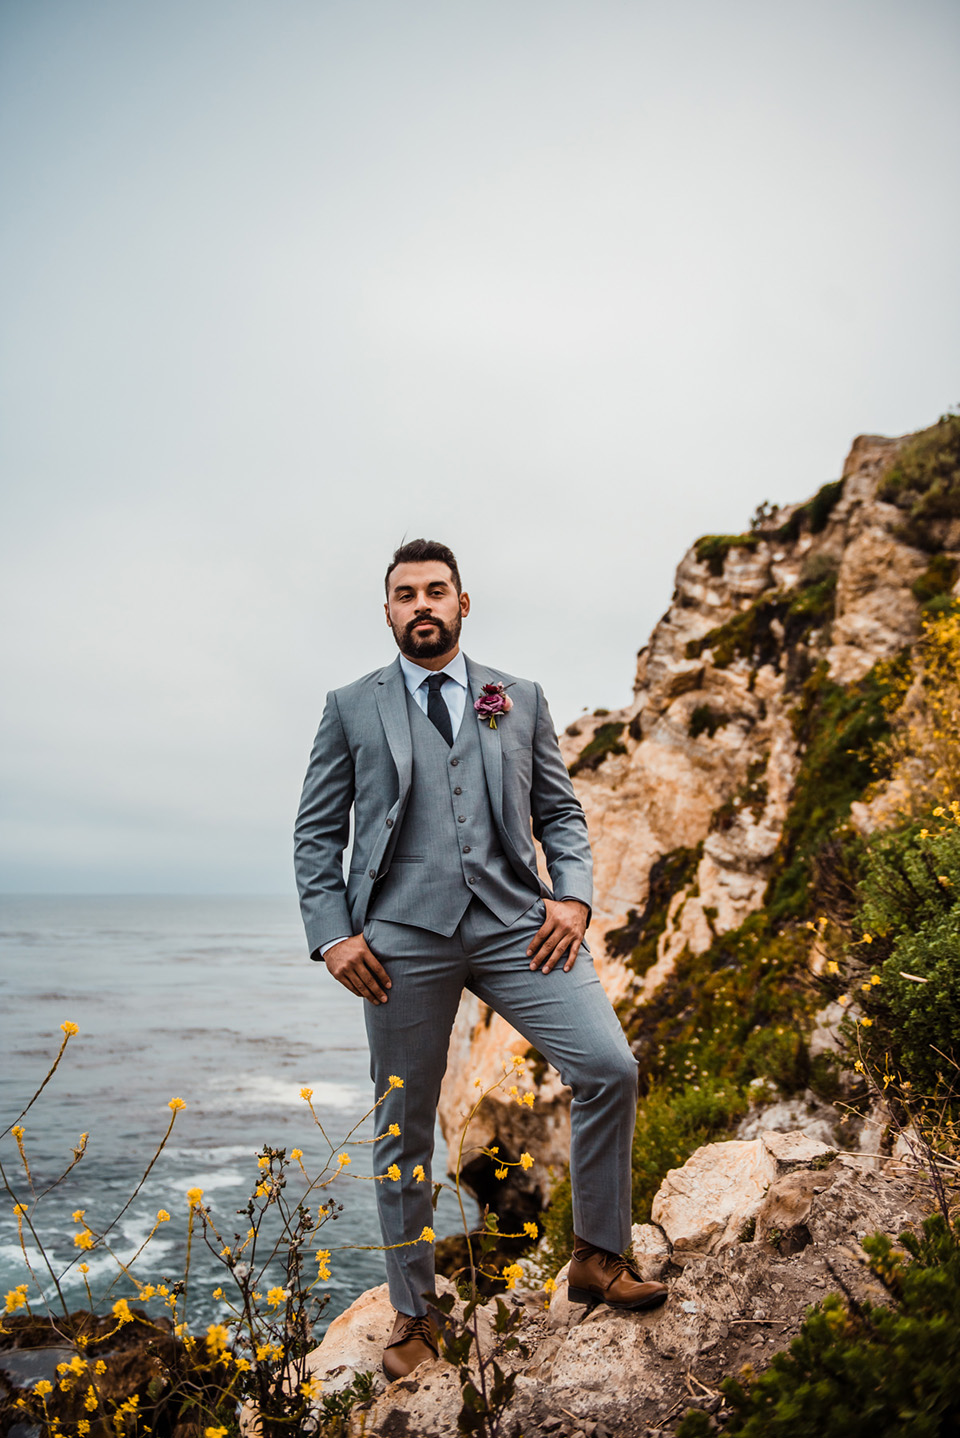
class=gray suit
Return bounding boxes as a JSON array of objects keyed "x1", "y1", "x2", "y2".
[{"x1": 295, "y1": 654, "x2": 637, "y2": 1314}]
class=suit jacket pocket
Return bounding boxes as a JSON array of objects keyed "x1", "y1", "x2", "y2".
[{"x1": 390, "y1": 855, "x2": 425, "y2": 862}]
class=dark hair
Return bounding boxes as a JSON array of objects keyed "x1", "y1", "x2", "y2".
[{"x1": 384, "y1": 539, "x2": 462, "y2": 595}]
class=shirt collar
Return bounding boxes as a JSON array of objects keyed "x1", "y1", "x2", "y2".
[{"x1": 398, "y1": 649, "x2": 468, "y2": 696}]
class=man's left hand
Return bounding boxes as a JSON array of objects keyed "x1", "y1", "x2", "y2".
[{"x1": 527, "y1": 899, "x2": 589, "y2": 974}]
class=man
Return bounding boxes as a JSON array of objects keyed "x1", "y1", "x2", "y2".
[{"x1": 295, "y1": 539, "x2": 666, "y2": 1380}]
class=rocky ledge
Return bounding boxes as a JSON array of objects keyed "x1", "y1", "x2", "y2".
[{"x1": 300, "y1": 1131, "x2": 929, "y2": 1436}]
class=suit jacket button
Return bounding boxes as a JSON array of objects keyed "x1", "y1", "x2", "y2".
[
  {"x1": 468, "y1": 877, "x2": 477, "y2": 885},
  {"x1": 385, "y1": 818, "x2": 393, "y2": 827},
  {"x1": 450, "y1": 758, "x2": 459, "y2": 766},
  {"x1": 453, "y1": 786, "x2": 462, "y2": 795},
  {"x1": 463, "y1": 846, "x2": 471, "y2": 854},
  {"x1": 369, "y1": 869, "x2": 377, "y2": 879},
  {"x1": 458, "y1": 815, "x2": 466, "y2": 823}
]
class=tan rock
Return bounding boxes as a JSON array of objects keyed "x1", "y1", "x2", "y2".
[{"x1": 650, "y1": 1131, "x2": 833, "y2": 1253}]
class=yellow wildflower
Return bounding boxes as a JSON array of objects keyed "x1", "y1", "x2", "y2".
[
  {"x1": 938, "y1": 875, "x2": 952, "y2": 887},
  {"x1": 291, "y1": 1148, "x2": 303, "y2": 1161},
  {"x1": 212, "y1": 1287, "x2": 224, "y2": 1300},
  {"x1": 388, "y1": 1123, "x2": 401, "y2": 1137},
  {"x1": 257, "y1": 1155, "x2": 270, "y2": 1169},
  {"x1": 519, "y1": 1152, "x2": 534, "y2": 1170},
  {"x1": 388, "y1": 1075, "x2": 404, "y2": 1089},
  {"x1": 860, "y1": 1016, "x2": 873, "y2": 1027},
  {"x1": 871, "y1": 974, "x2": 882, "y2": 986},
  {"x1": 838, "y1": 994, "x2": 850, "y2": 1007},
  {"x1": 301, "y1": 1376, "x2": 323, "y2": 1400},
  {"x1": 12, "y1": 1203, "x2": 27, "y2": 1215},
  {"x1": 495, "y1": 1166, "x2": 508, "y2": 1180},
  {"x1": 84, "y1": 1385, "x2": 98, "y2": 1411},
  {"x1": 74, "y1": 1230, "x2": 95, "y2": 1250},
  {"x1": 502, "y1": 1262, "x2": 524, "y2": 1290},
  {"x1": 544, "y1": 1277, "x2": 557, "y2": 1294},
  {"x1": 509, "y1": 1085, "x2": 518, "y2": 1097},
  {"x1": 187, "y1": 1187, "x2": 204, "y2": 1207},
  {"x1": 157, "y1": 1209, "x2": 171, "y2": 1223},
  {"x1": 300, "y1": 1086, "x2": 314, "y2": 1100},
  {"x1": 168, "y1": 1097, "x2": 186, "y2": 1111},
  {"x1": 267, "y1": 1287, "x2": 288, "y2": 1307},
  {"x1": 315, "y1": 1249, "x2": 331, "y2": 1280},
  {"x1": 94, "y1": 1361, "x2": 106, "y2": 1376},
  {"x1": 60, "y1": 1021, "x2": 79, "y2": 1037},
  {"x1": 522, "y1": 1093, "x2": 535, "y2": 1107},
  {"x1": 5, "y1": 1284, "x2": 29, "y2": 1313},
  {"x1": 12, "y1": 1125, "x2": 24, "y2": 1139},
  {"x1": 933, "y1": 806, "x2": 945, "y2": 817},
  {"x1": 512, "y1": 1054, "x2": 525, "y2": 1072},
  {"x1": 862, "y1": 934, "x2": 873, "y2": 944},
  {"x1": 419, "y1": 1226, "x2": 436, "y2": 1242},
  {"x1": 206, "y1": 1324, "x2": 230, "y2": 1353},
  {"x1": 78, "y1": 1423, "x2": 90, "y2": 1435},
  {"x1": 474, "y1": 1077, "x2": 483, "y2": 1088},
  {"x1": 413, "y1": 1164, "x2": 426, "y2": 1182},
  {"x1": 205, "y1": 1428, "x2": 229, "y2": 1438},
  {"x1": 112, "y1": 1298, "x2": 133, "y2": 1324},
  {"x1": 855, "y1": 1060, "x2": 865, "y2": 1073},
  {"x1": 523, "y1": 1221, "x2": 538, "y2": 1239},
  {"x1": 825, "y1": 960, "x2": 840, "y2": 975},
  {"x1": 387, "y1": 1164, "x2": 401, "y2": 1182},
  {"x1": 72, "y1": 1210, "x2": 85, "y2": 1224},
  {"x1": 34, "y1": 1380, "x2": 53, "y2": 1397},
  {"x1": 337, "y1": 1152, "x2": 351, "y2": 1167},
  {"x1": 139, "y1": 1285, "x2": 156, "y2": 1300}
]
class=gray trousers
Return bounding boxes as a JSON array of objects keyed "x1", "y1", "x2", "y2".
[{"x1": 362, "y1": 897, "x2": 638, "y2": 1316}]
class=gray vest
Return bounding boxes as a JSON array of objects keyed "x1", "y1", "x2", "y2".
[{"x1": 369, "y1": 690, "x2": 537, "y2": 935}]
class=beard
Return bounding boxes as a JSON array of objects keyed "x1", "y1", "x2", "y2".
[{"x1": 390, "y1": 611, "x2": 461, "y2": 660}]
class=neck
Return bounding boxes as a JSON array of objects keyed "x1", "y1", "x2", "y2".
[{"x1": 402, "y1": 643, "x2": 460, "y2": 672}]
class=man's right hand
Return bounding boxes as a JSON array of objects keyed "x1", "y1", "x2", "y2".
[{"x1": 324, "y1": 935, "x2": 391, "y2": 1004}]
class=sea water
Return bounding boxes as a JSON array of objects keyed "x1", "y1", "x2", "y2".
[{"x1": 0, "y1": 895, "x2": 475, "y2": 1333}]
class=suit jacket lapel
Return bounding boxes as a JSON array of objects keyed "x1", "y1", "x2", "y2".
[
  {"x1": 374, "y1": 657, "x2": 413, "y2": 797},
  {"x1": 466, "y1": 657, "x2": 504, "y2": 828}
]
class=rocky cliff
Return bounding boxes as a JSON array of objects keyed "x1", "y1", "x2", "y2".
[{"x1": 437, "y1": 423, "x2": 959, "y2": 1217}]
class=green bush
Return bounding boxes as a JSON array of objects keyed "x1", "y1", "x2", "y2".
[
  {"x1": 912, "y1": 553, "x2": 958, "y2": 607},
  {"x1": 689, "y1": 704, "x2": 728, "y2": 740},
  {"x1": 694, "y1": 533, "x2": 759, "y2": 576},
  {"x1": 677, "y1": 1213, "x2": 960, "y2": 1438},
  {"x1": 568, "y1": 721, "x2": 627, "y2": 776},
  {"x1": 879, "y1": 411, "x2": 960, "y2": 550},
  {"x1": 605, "y1": 845, "x2": 701, "y2": 978},
  {"x1": 853, "y1": 819, "x2": 960, "y2": 1093}
]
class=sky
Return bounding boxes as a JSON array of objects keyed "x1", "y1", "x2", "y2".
[{"x1": 1, "y1": 0, "x2": 958, "y2": 894}]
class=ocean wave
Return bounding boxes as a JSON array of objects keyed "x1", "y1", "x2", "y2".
[{"x1": 206, "y1": 1075, "x2": 361, "y2": 1111}]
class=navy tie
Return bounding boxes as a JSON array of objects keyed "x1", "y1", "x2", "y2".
[{"x1": 426, "y1": 673, "x2": 453, "y2": 746}]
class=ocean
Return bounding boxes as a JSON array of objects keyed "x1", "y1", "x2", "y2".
[{"x1": 0, "y1": 895, "x2": 475, "y2": 1334}]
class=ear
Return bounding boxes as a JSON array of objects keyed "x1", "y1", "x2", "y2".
[
  {"x1": 384, "y1": 602, "x2": 391, "y2": 627},
  {"x1": 460, "y1": 590, "x2": 470, "y2": 618}
]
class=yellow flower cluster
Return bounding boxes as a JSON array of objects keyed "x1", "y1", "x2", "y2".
[
  {"x1": 419, "y1": 1226, "x2": 435, "y2": 1242},
  {"x1": 502, "y1": 1262, "x2": 524, "y2": 1290},
  {"x1": 387, "y1": 1164, "x2": 401, "y2": 1182},
  {"x1": 388, "y1": 1074, "x2": 404, "y2": 1089},
  {"x1": 112, "y1": 1298, "x2": 133, "y2": 1324},
  {"x1": 206, "y1": 1324, "x2": 230, "y2": 1355},
  {"x1": 187, "y1": 1187, "x2": 204, "y2": 1208},
  {"x1": 61, "y1": 1020, "x2": 79, "y2": 1036},
  {"x1": 5, "y1": 1284, "x2": 29, "y2": 1314},
  {"x1": 168, "y1": 1097, "x2": 186, "y2": 1111},
  {"x1": 315, "y1": 1249, "x2": 331, "y2": 1280},
  {"x1": 413, "y1": 1164, "x2": 426, "y2": 1182}
]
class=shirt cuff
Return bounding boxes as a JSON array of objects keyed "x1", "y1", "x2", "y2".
[{"x1": 319, "y1": 936, "x2": 351, "y2": 958}]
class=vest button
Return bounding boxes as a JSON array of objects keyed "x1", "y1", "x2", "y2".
[
  {"x1": 458, "y1": 815, "x2": 466, "y2": 823},
  {"x1": 385, "y1": 818, "x2": 393, "y2": 827},
  {"x1": 463, "y1": 846, "x2": 471, "y2": 854},
  {"x1": 468, "y1": 877, "x2": 477, "y2": 885},
  {"x1": 369, "y1": 869, "x2": 377, "y2": 879},
  {"x1": 453, "y1": 786, "x2": 462, "y2": 795},
  {"x1": 450, "y1": 758, "x2": 459, "y2": 766}
]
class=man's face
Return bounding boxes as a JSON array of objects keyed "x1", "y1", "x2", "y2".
[{"x1": 385, "y1": 561, "x2": 470, "y2": 661}]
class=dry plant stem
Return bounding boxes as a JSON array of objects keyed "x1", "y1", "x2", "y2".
[
  {"x1": 0, "y1": 1030, "x2": 74, "y2": 1141},
  {"x1": 0, "y1": 1155, "x2": 69, "y2": 1316}
]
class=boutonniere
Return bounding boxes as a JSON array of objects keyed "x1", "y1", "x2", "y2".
[{"x1": 474, "y1": 682, "x2": 514, "y2": 729}]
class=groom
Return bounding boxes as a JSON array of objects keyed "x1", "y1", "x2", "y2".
[{"x1": 294, "y1": 539, "x2": 666, "y2": 1379}]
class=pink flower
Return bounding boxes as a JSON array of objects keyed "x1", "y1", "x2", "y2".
[{"x1": 474, "y1": 683, "x2": 514, "y2": 728}]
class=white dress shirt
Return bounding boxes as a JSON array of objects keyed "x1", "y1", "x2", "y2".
[
  {"x1": 320, "y1": 649, "x2": 469, "y2": 957},
  {"x1": 398, "y1": 649, "x2": 468, "y2": 738}
]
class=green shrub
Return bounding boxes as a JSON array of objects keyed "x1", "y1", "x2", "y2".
[
  {"x1": 776, "y1": 479, "x2": 846, "y2": 543},
  {"x1": 677, "y1": 1213, "x2": 960, "y2": 1438},
  {"x1": 695, "y1": 533, "x2": 760, "y2": 577},
  {"x1": 568, "y1": 721, "x2": 627, "y2": 776},
  {"x1": 912, "y1": 553, "x2": 958, "y2": 607},
  {"x1": 688, "y1": 704, "x2": 729, "y2": 739},
  {"x1": 852, "y1": 819, "x2": 960, "y2": 1094},
  {"x1": 631, "y1": 1078, "x2": 746, "y2": 1223},
  {"x1": 606, "y1": 846, "x2": 702, "y2": 977},
  {"x1": 879, "y1": 410, "x2": 960, "y2": 550}
]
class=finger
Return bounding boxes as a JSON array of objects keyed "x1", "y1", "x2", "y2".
[
  {"x1": 539, "y1": 933, "x2": 569, "y2": 975},
  {"x1": 365, "y1": 952, "x2": 392, "y2": 990},
  {"x1": 562, "y1": 936, "x2": 582, "y2": 972},
  {"x1": 525, "y1": 921, "x2": 551, "y2": 961},
  {"x1": 352, "y1": 963, "x2": 389, "y2": 1005}
]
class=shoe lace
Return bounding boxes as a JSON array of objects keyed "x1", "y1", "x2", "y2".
[{"x1": 401, "y1": 1313, "x2": 436, "y2": 1347}]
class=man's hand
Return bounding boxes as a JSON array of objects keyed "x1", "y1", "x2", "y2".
[
  {"x1": 527, "y1": 899, "x2": 589, "y2": 974},
  {"x1": 324, "y1": 935, "x2": 392, "y2": 1004}
]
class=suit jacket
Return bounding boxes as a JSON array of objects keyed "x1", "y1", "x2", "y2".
[{"x1": 294, "y1": 654, "x2": 593, "y2": 959}]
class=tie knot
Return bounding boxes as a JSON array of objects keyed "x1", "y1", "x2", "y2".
[{"x1": 426, "y1": 673, "x2": 447, "y2": 692}]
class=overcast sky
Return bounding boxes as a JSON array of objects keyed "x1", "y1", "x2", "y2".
[{"x1": 1, "y1": 0, "x2": 958, "y2": 894}]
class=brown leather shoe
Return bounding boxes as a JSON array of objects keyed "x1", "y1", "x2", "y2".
[
  {"x1": 567, "y1": 1245, "x2": 668, "y2": 1311},
  {"x1": 382, "y1": 1309, "x2": 440, "y2": 1380}
]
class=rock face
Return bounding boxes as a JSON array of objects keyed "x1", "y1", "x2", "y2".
[
  {"x1": 435, "y1": 429, "x2": 944, "y2": 1211},
  {"x1": 305, "y1": 1133, "x2": 929, "y2": 1437}
]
